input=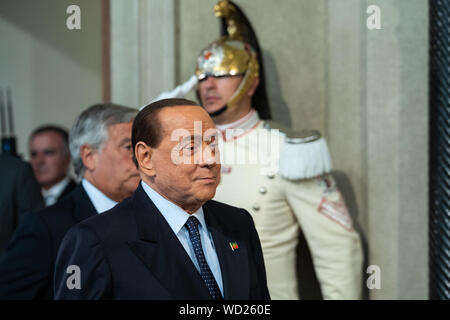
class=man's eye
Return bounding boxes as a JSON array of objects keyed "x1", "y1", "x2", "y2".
[
  {"x1": 125, "y1": 145, "x2": 132, "y2": 150},
  {"x1": 44, "y1": 150, "x2": 56, "y2": 156},
  {"x1": 183, "y1": 143, "x2": 202, "y2": 154}
]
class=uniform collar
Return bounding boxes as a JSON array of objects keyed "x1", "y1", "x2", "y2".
[
  {"x1": 215, "y1": 109, "x2": 260, "y2": 141},
  {"x1": 215, "y1": 109, "x2": 259, "y2": 131}
]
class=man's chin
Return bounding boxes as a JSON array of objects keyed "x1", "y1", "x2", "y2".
[
  {"x1": 203, "y1": 103, "x2": 225, "y2": 115},
  {"x1": 196, "y1": 188, "x2": 217, "y2": 203}
]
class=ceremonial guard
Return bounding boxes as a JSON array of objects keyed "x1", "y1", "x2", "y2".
[{"x1": 153, "y1": 0, "x2": 363, "y2": 299}]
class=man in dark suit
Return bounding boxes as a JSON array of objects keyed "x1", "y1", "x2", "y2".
[
  {"x1": 54, "y1": 98, "x2": 270, "y2": 300},
  {"x1": 28, "y1": 125, "x2": 76, "y2": 206},
  {"x1": 0, "y1": 103, "x2": 139, "y2": 299},
  {"x1": 0, "y1": 154, "x2": 43, "y2": 253}
]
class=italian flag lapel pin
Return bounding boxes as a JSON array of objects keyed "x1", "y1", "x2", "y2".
[{"x1": 229, "y1": 242, "x2": 239, "y2": 251}]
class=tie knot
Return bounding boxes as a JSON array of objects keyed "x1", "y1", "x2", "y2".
[{"x1": 185, "y1": 216, "x2": 200, "y2": 233}]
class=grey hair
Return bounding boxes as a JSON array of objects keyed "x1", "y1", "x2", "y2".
[{"x1": 69, "y1": 103, "x2": 137, "y2": 179}]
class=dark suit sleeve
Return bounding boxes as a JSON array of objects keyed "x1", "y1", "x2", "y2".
[
  {"x1": 243, "y1": 209, "x2": 271, "y2": 300},
  {"x1": 15, "y1": 162, "x2": 44, "y2": 224},
  {"x1": 0, "y1": 212, "x2": 51, "y2": 299},
  {"x1": 54, "y1": 223, "x2": 112, "y2": 300}
]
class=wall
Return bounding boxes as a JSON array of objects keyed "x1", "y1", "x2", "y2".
[
  {"x1": 364, "y1": 0, "x2": 428, "y2": 299},
  {"x1": 0, "y1": 0, "x2": 102, "y2": 159}
]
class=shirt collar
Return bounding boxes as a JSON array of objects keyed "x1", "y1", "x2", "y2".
[
  {"x1": 140, "y1": 180, "x2": 207, "y2": 235},
  {"x1": 81, "y1": 178, "x2": 118, "y2": 214},
  {"x1": 42, "y1": 176, "x2": 70, "y2": 199}
]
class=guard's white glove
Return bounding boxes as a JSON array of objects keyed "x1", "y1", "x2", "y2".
[{"x1": 140, "y1": 75, "x2": 198, "y2": 110}]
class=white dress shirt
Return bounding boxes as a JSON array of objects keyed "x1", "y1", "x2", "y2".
[
  {"x1": 81, "y1": 179, "x2": 118, "y2": 214},
  {"x1": 141, "y1": 180, "x2": 224, "y2": 295},
  {"x1": 42, "y1": 177, "x2": 71, "y2": 207}
]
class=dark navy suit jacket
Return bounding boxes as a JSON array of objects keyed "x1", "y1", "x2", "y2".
[
  {"x1": 0, "y1": 185, "x2": 96, "y2": 299},
  {"x1": 54, "y1": 184, "x2": 270, "y2": 300},
  {"x1": 56, "y1": 179, "x2": 77, "y2": 203},
  {"x1": 0, "y1": 154, "x2": 43, "y2": 253}
]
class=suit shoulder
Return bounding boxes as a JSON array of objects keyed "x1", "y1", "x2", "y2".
[
  {"x1": 0, "y1": 154, "x2": 27, "y2": 169},
  {"x1": 36, "y1": 195, "x2": 76, "y2": 224},
  {"x1": 206, "y1": 199, "x2": 244, "y2": 212},
  {"x1": 63, "y1": 218, "x2": 101, "y2": 245},
  {"x1": 77, "y1": 197, "x2": 135, "y2": 241},
  {"x1": 205, "y1": 200, "x2": 252, "y2": 223},
  {"x1": 12, "y1": 210, "x2": 48, "y2": 236},
  {"x1": 0, "y1": 155, "x2": 33, "y2": 181}
]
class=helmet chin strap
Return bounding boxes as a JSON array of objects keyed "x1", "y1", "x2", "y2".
[
  {"x1": 208, "y1": 105, "x2": 228, "y2": 117},
  {"x1": 196, "y1": 78, "x2": 245, "y2": 119}
]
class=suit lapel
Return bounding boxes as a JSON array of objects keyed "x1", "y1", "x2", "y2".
[
  {"x1": 203, "y1": 202, "x2": 250, "y2": 299},
  {"x1": 127, "y1": 185, "x2": 211, "y2": 299}
]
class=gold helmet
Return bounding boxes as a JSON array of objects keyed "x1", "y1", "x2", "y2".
[
  {"x1": 195, "y1": 0, "x2": 271, "y2": 116},
  {"x1": 152, "y1": 1, "x2": 270, "y2": 119},
  {"x1": 196, "y1": 38, "x2": 259, "y2": 108}
]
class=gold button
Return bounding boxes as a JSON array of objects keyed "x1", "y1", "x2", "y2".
[
  {"x1": 259, "y1": 187, "x2": 267, "y2": 194},
  {"x1": 252, "y1": 203, "x2": 261, "y2": 211}
]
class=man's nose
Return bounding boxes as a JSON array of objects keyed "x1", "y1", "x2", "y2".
[
  {"x1": 199, "y1": 144, "x2": 220, "y2": 167},
  {"x1": 34, "y1": 153, "x2": 45, "y2": 166},
  {"x1": 203, "y1": 76, "x2": 217, "y2": 89}
]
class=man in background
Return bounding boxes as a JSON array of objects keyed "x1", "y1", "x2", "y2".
[
  {"x1": 0, "y1": 154, "x2": 43, "y2": 253},
  {"x1": 29, "y1": 125, "x2": 76, "y2": 206},
  {"x1": 0, "y1": 103, "x2": 139, "y2": 299}
]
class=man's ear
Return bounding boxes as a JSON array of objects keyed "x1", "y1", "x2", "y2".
[
  {"x1": 80, "y1": 145, "x2": 96, "y2": 172},
  {"x1": 247, "y1": 76, "x2": 260, "y2": 97},
  {"x1": 135, "y1": 141, "x2": 155, "y2": 176}
]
